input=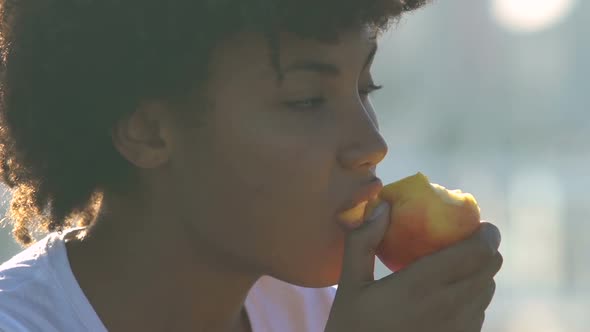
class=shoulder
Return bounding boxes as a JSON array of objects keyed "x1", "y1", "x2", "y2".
[
  {"x1": 0, "y1": 233, "x2": 57, "y2": 292},
  {"x1": 0, "y1": 232, "x2": 88, "y2": 332},
  {"x1": 246, "y1": 276, "x2": 336, "y2": 332},
  {"x1": 0, "y1": 235, "x2": 56, "y2": 330}
]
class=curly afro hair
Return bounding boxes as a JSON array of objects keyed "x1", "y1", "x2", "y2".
[{"x1": 0, "y1": 0, "x2": 428, "y2": 246}]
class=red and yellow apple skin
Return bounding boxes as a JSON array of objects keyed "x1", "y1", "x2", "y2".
[{"x1": 365, "y1": 172, "x2": 481, "y2": 272}]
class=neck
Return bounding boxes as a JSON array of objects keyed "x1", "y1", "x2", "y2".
[{"x1": 65, "y1": 188, "x2": 259, "y2": 332}]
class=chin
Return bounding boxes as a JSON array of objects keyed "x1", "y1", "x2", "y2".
[
  {"x1": 269, "y1": 262, "x2": 342, "y2": 288},
  {"x1": 275, "y1": 276, "x2": 339, "y2": 289}
]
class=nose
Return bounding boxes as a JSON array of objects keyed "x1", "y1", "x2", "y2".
[{"x1": 337, "y1": 101, "x2": 388, "y2": 172}]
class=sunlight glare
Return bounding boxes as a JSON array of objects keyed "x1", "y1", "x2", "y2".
[{"x1": 492, "y1": 0, "x2": 576, "y2": 33}]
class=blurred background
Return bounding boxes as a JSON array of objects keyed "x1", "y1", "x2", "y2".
[
  {"x1": 1, "y1": 0, "x2": 588, "y2": 331},
  {"x1": 369, "y1": 0, "x2": 589, "y2": 331}
]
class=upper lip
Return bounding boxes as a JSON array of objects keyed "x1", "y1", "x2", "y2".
[{"x1": 338, "y1": 177, "x2": 384, "y2": 213}]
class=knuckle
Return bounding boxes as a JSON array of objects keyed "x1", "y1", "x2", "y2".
[
  {"x1": 494, "y1": 253, "x2": 504, "y2": 271},
  {"x1": 480, "y1": 281, "x2": 496, "y2": 310},
  {"x1": 476, "y1": 312, "x2": 486, "y2": 330},
  {"x1": 488, "y1": 280, "x2": 497, "y2": 298},
  {"x1": 483, "y1": 253, "x2": 503, "y2": 279}
]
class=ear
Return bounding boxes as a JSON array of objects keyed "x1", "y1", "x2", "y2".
[{"x1": 111, "y1": 101, "x2": 172, "y2": 169}]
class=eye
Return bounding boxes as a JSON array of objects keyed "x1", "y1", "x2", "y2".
[
  {"x1": 283, "y1": 96, "x2": 326, "y2": 110},
  {"x1": 282, "y1": 83, "x2": 384, "y2": 111},
  {"x1": 359, "y1": 83, "x2": 383, "y2": 99}
]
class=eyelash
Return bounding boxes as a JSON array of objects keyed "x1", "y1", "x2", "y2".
[{"x1": 284, "y1": 83, "x2": 384, "y2": 110}]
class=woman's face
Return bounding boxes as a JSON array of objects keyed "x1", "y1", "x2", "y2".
[{"x1": 165, "y1": 26, "x2": 388, "y2": 287}]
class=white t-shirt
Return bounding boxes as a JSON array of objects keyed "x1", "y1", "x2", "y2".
[{"x1": 0, "y1": 230, "x2": 336, "y2": 332}]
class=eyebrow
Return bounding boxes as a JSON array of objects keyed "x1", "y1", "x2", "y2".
[{"x1": 278, "y1": 43, "x2": 378, "y2": 80}]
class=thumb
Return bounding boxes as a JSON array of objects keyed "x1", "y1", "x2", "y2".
[{"x1": 338, "y1": 200, "x2": 391, "y2": 289}]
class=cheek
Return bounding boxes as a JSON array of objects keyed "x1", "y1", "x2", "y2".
[
  {"x1": 207, "y1": 108, "x2": 333, "y2": 224},
  {"x1": 206, "y1": 134, "x2": 344, "y2": 281},
  {"x1": 175, "y1": 92, "x2": 345, "y2": 282},
  {"x1": 217, "y1": 143, "x2": 331, "y2": 234}
]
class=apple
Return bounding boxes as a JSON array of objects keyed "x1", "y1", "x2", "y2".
[{"x1": 366, "y1": 172, "x2": 481, "y2": 272}]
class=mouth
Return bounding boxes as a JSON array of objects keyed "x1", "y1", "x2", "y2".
[{"x1": 336, "y1": 178, "x2": 383, "y2": 227}]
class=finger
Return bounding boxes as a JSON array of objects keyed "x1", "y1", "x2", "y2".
[
  {"x1": 476, "y1": 313, "x2": 486, "y2": 331},
  {"x1": 450, "y1": 283, "x2": 494, "y2": 332},
  {"x1": 449, "y1": 253, "x2": 502, "y2": 304},
  {"x1": 463, "y1": 279, "x2": 496, "y2": 314},
  {"x1": 441, "y1": 280, "x2": 493, "y2": 332},
  {"x1": 338, "y1": 200, "x2": 390, "y2": 290},
  {"x1": 451, "y1": 312, "x2": 485, "y2": 332},
  {"x1": 451, "y1": 252, "x2": 503, "y2": 287},
  {"x1": 478, "y1": 280, "x2": 497, "y2": 311},
  {"x1": 409, "y1": 222, "x2": 501, "y2": 285},
  {"x1": 424, "y1": 254, "x2": 500, "y2": 324}
]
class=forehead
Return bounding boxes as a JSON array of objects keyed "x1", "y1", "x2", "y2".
[{"x1": 207, "y1": 26, "x2": 378, "y2": 81}]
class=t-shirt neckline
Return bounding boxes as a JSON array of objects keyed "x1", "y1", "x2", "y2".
[{"x1": 45, "y1": 229, "x2": 109, "y2": 331}]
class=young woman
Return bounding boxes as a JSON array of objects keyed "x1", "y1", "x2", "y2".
[{"x1": 0, "y1": 0, "x2": 502, "y2": 331}]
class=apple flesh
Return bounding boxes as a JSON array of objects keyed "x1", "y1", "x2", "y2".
[{"x1": 365, "y1": 172, "x2": 481, "y2": 272}]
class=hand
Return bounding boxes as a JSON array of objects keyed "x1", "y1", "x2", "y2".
[{"x1": 325, "y1": 201, "x2": 503, "y2": 332}]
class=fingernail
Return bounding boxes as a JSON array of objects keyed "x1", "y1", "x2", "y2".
[{"x1": 366, "y1": 201, "x2": 389, "y2": 223}]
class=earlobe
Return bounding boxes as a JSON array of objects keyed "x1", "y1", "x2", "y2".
[{"x1": 111, "y1": 104, "x2": 171, "y2": 169}]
